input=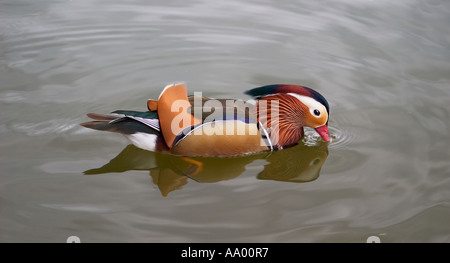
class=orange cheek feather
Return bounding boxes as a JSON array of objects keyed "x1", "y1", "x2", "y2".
[{"x1": 305, "y1": 112, "x2": 327, "y2": 128}]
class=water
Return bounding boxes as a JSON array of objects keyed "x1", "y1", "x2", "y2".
[{"x1": 1, "y1": 0, "x2": 450, "y2": 242}]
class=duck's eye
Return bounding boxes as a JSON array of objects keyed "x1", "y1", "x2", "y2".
[{"x1": 313, "y1": 109, "x2": 321, "y2": 116}]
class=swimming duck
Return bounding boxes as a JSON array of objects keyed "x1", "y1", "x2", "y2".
[{"x1": 81, "y1": 83, "x2": 330, "y2": 157}]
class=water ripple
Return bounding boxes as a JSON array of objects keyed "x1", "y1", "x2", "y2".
[
  {"x1": 327, "y1": 125, "x2": 358, "y2": 150},
  {"x1": 302, "y1": 122, "x2": 358, "y2": 150},
  {"x1": 1, "y1": 0, "x2": 449, "y2": 243},
  {"x1": 11, "y1": 119, "x2": 77, "y2": 136}
]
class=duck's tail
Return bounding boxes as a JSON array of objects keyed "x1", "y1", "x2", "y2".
[{"x1": 80, "y1": 111, "x2": 168, "y2": 152}]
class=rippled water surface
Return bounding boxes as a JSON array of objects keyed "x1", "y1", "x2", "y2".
[{"x1": 1, "y1": 0, "x2": 450, "y2": 242}]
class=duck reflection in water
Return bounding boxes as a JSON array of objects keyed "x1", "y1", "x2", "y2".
[{"x1": 84, "y1": 141, "x2": 329, "y2": 197}]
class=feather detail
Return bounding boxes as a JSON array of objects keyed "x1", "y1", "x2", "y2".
[
  {"x1": 157, "y1": 83, "x2": 202, "y2": 148},
  {"x1": 246, "y1": 85, "x2": 328, "y2": 114},
  {"x1": 81, "y1": 111, "x2": 161, "y2": 135},
  {"x1": 247, "y1": 84, "x2": 330, "y2": 126},
  {"x1": 255, "y1": 94, "x2": 305, "y2": 148},
  {"x1": 86, "y1": 113, "x2": 119, "y2": 122},
  {"x1": 245, "y1": 84, "x2": 311, "y2": 98},
  {"x1": 81, "y1": 114, "x2": 168, "y2": 152},
  {"x1": 147, "y1": 99, "x2": 158, "y2": 111},
  {"x1": 121, "y1": 115, "x2": 160, "y2": 131},
  {"x1": 111, "y1": 110, "x2": 158, "y2": 119}
]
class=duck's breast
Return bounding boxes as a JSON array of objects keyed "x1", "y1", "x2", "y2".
[{"x1": 170, "y1": 120, "x2": 269, "y2": 157}]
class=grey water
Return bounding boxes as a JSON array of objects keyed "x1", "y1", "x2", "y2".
[{"x1": 1, "y1": 0, "x2": 450, "y2": 242}]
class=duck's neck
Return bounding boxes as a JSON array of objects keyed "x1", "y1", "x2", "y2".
[{"x1": 256, "y1": 94, "x2": 306, "y2": 148}]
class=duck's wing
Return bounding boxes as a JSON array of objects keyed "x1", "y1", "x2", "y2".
[{"x1": 156, "y1": 83, "x2": 202, "y2": 148}]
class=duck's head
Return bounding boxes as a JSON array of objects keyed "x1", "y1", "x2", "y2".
[
  {"x1": 246, "y1": 84, "x2": 330, "y2": 145},
  {"x1": 286, "y1": 87, "x2": 330, "y2": 142}
]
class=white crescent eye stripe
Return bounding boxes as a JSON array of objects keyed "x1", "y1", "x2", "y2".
[{"x1": 287, "y1": 93, "x2": 327, "y2": 118}]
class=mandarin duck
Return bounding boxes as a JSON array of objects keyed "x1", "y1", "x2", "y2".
[{"x1": 81, "y1": 83, "x2": 330, "y2": 157}]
